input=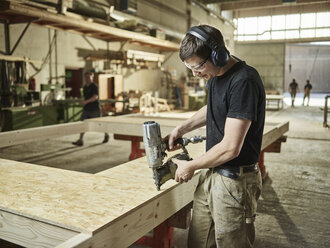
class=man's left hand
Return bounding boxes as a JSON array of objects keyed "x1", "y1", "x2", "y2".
[{"x1": 172, "y1": 158, "x2": 195, "y2": 183}]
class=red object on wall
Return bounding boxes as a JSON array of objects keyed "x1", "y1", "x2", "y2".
[{"x1": 28, "y1": 77, "x2": 36, "y2": 91}]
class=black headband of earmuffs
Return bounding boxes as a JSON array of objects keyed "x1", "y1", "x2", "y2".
[{"x1": 187, "y1": 26, "x2": 229, "y2": 67}]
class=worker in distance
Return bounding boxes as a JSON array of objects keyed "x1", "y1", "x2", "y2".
[{"x1": 166, "y1": 25, "x2": 265, "y2": 247}]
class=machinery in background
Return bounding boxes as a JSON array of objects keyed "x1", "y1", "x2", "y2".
[
  {"x1": 0, "y1": 59, "x2": 46, "y2": 131},
  {"x1": 0, "y1": 71, "x2": 82, "y2": 131},
  {"x1": 142, "y1": 121, "x2": 205, "y2": 190},
  {"x1": 0, "y1": 64, "x2": 129, "y2": 132}
]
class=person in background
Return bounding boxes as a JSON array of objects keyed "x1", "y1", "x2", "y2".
[
  {"x1": 303, "y1": 79, "x2": 313, "y2": 106},
  {"x1": 289, "y1": 78, "x2": 299, "y2": 107},
  {"x1": 72, "y1": 71, "x2": 109, "y2": 146},
  {"x1": 166, "y1": 24, "x2": 265, "y2": 248}
]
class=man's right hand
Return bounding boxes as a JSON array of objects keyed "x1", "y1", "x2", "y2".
[{"x1": 164, "y1": 126, "x2": 183, "y2": 151}]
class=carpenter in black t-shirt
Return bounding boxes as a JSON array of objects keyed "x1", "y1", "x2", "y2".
[{"x1": 206, "y1": 59, "x2": 265, "y2": 167}]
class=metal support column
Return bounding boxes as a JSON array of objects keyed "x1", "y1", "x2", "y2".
[
  {"x1": 324, "y1": 95, "x2": 330, "y2": 128},
  {"x1": 4, "y1": 21, "x2": 10, "y2": 55},
  {"x1": 2, "y1": 21, "x2": 31, "y2": 55}
]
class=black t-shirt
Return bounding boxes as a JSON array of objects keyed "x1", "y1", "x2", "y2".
[
  {"x1": 206, "y1": 60, "x2": 265, "y2": 167},
  {"x1": 83, "y1": 83, "x2": 99, "y2": 112},
  {"x1": 290, "y1": 82, "x2": 298, "y2": 90},
  {"x1": 304, "y1": 84, "x2": 312, "y2": 90}
]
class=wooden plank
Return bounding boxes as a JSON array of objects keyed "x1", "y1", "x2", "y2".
[
  {"x1": 261, "y1": 121, "x2": 289, "y2": 150},
  {"x1": 0, "y1": 209, "x2": 79, "y2": 248},
  {"x1": 86, "y1": 116, "x2": 206, "y2": 138},
  {"x1": 56, "y1": 233, "x2": 92, "y2": 248},
  {"x1": 0, "y1": 142, "x2": 204, "y2": 233},
  {"x1": 72, "y1": 173, "x2": 200, "y2": 248},
  {"x1": 0, "y1": 54, "x2": 42, "y2": 63},
  {"x1": 264, "y1": 135, "x2": 287, "y2": 153},
  {"x1": 0, "y1": 142, "x2": 204, "y2": 247},
  {"x1": 0, "y1": 122, "x2": 87, "y2": 147},
  {"x1": 0, "y1": 114, "x2": 288, "y2": 150},
  {"x1": 88, "y1": 116, "x2": 288, "y2": 150}
]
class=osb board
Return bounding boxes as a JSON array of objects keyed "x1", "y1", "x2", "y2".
[
  {"x1": 0, "y1": 143, "x2": 205, "y2": 235},
  {"x1": 0, "y1": 115, "x2": 288, "y2": 246},
  {"x1": 97, "y1": 141, "x2": 205, "y2": 178}
]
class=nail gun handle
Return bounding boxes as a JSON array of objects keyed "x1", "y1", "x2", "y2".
[{"x1": 164, "y1": 138, "x2": 184, "y2": 150}]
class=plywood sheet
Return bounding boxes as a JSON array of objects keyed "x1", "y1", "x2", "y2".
[
  {"x1": 0, "y1": 143, "x2": 205, "y2": 234},
  {"x1": 0, "y1": 113, "x2": 289, "y2": 247}
]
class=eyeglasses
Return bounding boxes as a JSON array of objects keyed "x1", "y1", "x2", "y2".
[{"x1": 184, "y1": 58, "x2": 208, "y2": 71}]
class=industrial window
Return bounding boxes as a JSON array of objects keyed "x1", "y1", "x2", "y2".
[{"x1": 234, "y1": 11, "x2": 330, "y2": 41}]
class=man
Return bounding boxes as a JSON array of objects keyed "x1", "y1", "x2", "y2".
[
  {"x1": 72, "y1": 71, "x2": 109, "y2": 146},
  {"x1": 167, "y1": 25, "x2": 265, "y2": 247},
  {"x1": 302, "y1": 79, "x2": 312, "y2": 106},
  {"x1": 289, "y1": 78, "x2": 299, "y2": 107}
]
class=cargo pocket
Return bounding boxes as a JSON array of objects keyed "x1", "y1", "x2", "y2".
[
  {"x1": 245, "y1": 172, "x2": 262, "y2": 223},
  {"x1": 211, "y1": 173, "x2": 245, "y2": 234}
]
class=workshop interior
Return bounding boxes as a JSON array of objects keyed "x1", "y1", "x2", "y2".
[{"x1": 0, "y1": 0, "x2": 329, "y2": 248}]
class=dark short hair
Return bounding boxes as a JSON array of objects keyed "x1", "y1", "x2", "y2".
[{"x1": 179, "y1": 25, "x2": 226, "y2": 61}]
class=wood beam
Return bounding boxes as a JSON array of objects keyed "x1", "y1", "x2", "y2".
[
  {"x1": 86, "y1": 116, "x2": 206, "y2": 138},
  {"x1": 261, "y1": 121, "x2": 289, "y2": 150},
  {"x1": 0, "y1": 122, "x2": 87, "y2": 148},
  {"x1": 56, "y1": 233, "x2": 92, "y2": 248},
  {"x1": 221, "y1": 0, "x2": 284, "y2": 11},
  {"x1": 0, "y1": 209, "x2": 80, "y2": 248}
]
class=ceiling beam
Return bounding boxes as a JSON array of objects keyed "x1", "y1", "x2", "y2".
[
  {"x1": 198, "y1": 0, "x2": 329, "y2": 8},
  {"x1": 219, "y1": 0, "x2": 329, "y2": 11},
  {"x1": 235, "y1": 1, "x2": 330, "y2": 17}
]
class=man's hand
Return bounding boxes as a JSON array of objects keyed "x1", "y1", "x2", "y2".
[
  {"x1": 172, "y1": 158, "x2": 195, "y2": 183},
  {"x1": 164, "y1": 127, "x2": 183, "y2": 151}
]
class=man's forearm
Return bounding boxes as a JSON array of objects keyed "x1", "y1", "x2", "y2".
[
  {"x1": 189, "y1": 117, "x2": 251, "y2": 170},
  {"x1": 190, "y1": 141, "x2": 236, "y2": 170}
]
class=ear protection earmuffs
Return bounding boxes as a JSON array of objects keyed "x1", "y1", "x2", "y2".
[{"x1": 187, "y1": 26, "x2": 229, "y2": 67}]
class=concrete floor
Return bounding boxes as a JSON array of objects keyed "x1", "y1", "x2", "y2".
[{"x1": 0, "y1": 105, "x2": 329, "y2": 247}]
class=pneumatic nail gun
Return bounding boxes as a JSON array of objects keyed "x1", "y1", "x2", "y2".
[{"x1": 142, "y1": 121, "x2": 205, "y2": 190}]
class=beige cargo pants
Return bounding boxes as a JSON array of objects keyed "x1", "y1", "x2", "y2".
[{"x1": 188, "y1": 167, "x2": 262, "y2": 248}]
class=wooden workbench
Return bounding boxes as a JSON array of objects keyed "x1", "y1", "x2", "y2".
[
  {"x1": 0, "y1": 114, "x2": 289, "y2": 247},
  {"x1": 266, "y1": 94, "x2": 284, "y2": 110}
]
